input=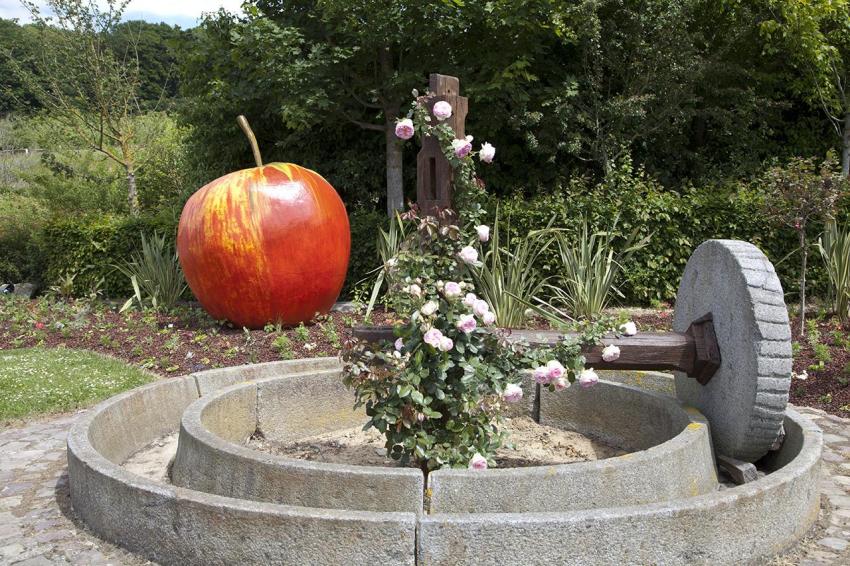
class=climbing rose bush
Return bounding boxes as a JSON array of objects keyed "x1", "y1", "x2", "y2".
[{"x1": 344, "y1": 87, "x2": 615, "y2": 471}]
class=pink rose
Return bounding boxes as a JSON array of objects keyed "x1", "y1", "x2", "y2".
[
  {"x1": 468, "y1": 452, "x2": 488, "y2": 470},
  {"x1": 479, "y1": 142, "x2": 496, "y2": 163},
  {"x1": 456, "y1": 314, "x2": 477, "y2": 334},
  {"x1": 433, "y1": 101, "x2": 452, "y2": 121},
  {"x1": 554, "y1": 377, "x2": 569, "y2": 391},
  {"x1": 438, "y1": 336, "x2": 454, "y2": 352},
  {"x1": 546, "y1": 360, "x2": 565, "y2": 380},
  {"x1": 472, "y1": 299, "x2": 490, "y2": 318},
  {"x1": 482, "y1": 311, "x2": 496, "y2": 326},
  {"x1": 451, "y1": 136, "x2": 473, "y2": 158},
  {"x1": 533, "y1": 366, "x2": 551, "y2": 384},
  {"x1": 444, "y1": 281, "x2": 462, "y2": 299},
  {"x1": 395, "y1": 118, "x2": 414, "y2": 140},
  {"x1": 476, "y1": 225, "x2": 490, "y2": 242},
  {"x1": 463, "y1": 292, "x2": 478, "y2": 307},
  {"x1": 423, "y1": 328, "x2": 443, "y2": 348},
  {"x1": 458, "y1": 246, "x2": 479, "y2": 265},
  {"x1": 579, "y1": 368, "x2": 599, "y2": 388},
  {"x1": 504, "y1": 383, "x2": 523, "y2": 403}
]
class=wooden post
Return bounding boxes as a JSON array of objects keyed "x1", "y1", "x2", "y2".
[{"x1": 416, "y1": 74, "x2": 469, "y2": 215}]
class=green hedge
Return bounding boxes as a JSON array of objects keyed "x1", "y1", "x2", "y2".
[
  {"x1": 10, "y1": 178, "x2": 842, "y2": 305},
  {"x1": 40, "y1": 214, "x2": 179, "y2": 297}
]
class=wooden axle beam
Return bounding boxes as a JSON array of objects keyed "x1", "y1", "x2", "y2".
[{"x1": 351, "y1": 314, "x2": 722, "y2": 384}]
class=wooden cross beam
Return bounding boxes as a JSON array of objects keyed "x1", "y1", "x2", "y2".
[
  {"x1": 351, "y1": 315, "x2": 722, "y2": 384},
  {"x1": 416, "y1": 74, "x2": 468, "y2": 216}
]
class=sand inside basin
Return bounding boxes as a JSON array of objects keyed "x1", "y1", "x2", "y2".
[{"x1": 247, "y1": 416, "x2": 625, "y2": 468}]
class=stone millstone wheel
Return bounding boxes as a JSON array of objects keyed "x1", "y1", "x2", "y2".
[{"x1": 673, "y1": 240, "x2": 792, "y2": 463}]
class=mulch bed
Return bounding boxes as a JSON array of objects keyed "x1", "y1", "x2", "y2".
[{"x1": 1, "y1": 298, "x2": 847, "y2": 416}]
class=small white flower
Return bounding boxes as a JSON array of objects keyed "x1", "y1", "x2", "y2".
[
  {"x1": 479, "y1": 142, "x2": 496, "y2": 163},
  {"x1": 601, "y1": 344, "x2": 621, "y2": 362},
  {"x1": 409, "y1": 284, "x2": 422, "y2": 298},
  {"x1": 394, "y1": 338, "x2": 404, "y2": 351},
  {"x1": 619, "y1": 321, "x2": 637, "y2": 336},
  {"x1": 793, "y1": 370, "x2": 809, "y2": 381},
  {"x1": 476, "y1": 225, "x2": 490, "y2": 242},
  {"x1": 386, "y1": 257, "x2": 397, "y2": 269},
  {"x1": 482, "y1": 311, "x2": 496, "y2": 326},
  {"x1": 463, "y1": 293, "x2": 478, "y2": 307},
  {"x1": 438, "y1": 336, "x2": 454, "y2": 352},
  {"x1": 472, "y1": 299, "x2": 490, "y2": 318},
  {"x1": 420, "y1": 300, "x2": 439, "y2": 316},
  {"x1": 443, "y1": 281, "x2": 462, "y2": 299}
]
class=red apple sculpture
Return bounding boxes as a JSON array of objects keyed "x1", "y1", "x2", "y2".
[{"x1": 177, "y1": 116, "x2": 350, "y2": 328}]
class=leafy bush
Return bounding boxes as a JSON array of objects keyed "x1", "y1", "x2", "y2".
[
  {"x1": 0, "y1": 193, "x2": 48, "y2": 283},
  {"x1": 40, "y1": 214, "x2": 178, "y2": 297}
]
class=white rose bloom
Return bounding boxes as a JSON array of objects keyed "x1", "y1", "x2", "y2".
[
  {"x1": 420, "y1": 300, "x2": 439, "y2": 316},
  {"x1": 619, "y1": 321, "x2": 637, "y2": 336}
]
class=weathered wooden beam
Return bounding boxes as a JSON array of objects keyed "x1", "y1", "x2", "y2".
[{"x1": 350, "y1": 316, "x2": 722, "y2": 383}]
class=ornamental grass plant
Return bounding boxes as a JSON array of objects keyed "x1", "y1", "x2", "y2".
[
  {"x1": 532, "y1": 216, "x2": 649, "y2": 322},
  {"x1": 471, "y1": 214, "x2": 552, "y2": 328},
  {"x1": 818, "y1": 220, "x2": 850, "y2": 322},
  {"x1": 115, "y1": 232, "x2": 187, "y2": 312}
]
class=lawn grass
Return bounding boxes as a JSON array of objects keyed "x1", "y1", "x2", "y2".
[{"x1": 0, "y1": 347, "x2": 153, "y2": 422}]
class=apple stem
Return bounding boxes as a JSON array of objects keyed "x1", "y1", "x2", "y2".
[{"x1": 237, "y1": 115, "x2": 264, "y2": 168}]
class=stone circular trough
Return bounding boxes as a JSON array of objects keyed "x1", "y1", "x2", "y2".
[
  {"x1": 171, "y1": 370, "x2": 717, "y2": 514},
  {"x1": 67, "y1": 359, "x2": 823, "y2": 565}
]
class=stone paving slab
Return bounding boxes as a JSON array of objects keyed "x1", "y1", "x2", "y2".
[{"x1": 0, "y1": 405, "x2": 848, "y2": 565}]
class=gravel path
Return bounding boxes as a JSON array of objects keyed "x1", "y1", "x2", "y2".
[{"x1": 0, "y1": 406, "x2": 848, "y2": 565}]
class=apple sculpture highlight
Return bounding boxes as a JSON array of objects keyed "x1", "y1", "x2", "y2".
[{"x1": 177, "y1": 116, "x2": 350, "y2": 328}]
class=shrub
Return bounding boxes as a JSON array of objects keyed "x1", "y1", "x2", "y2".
[
  {"x1": 114, "y1": 232, "x2": 187, "y2": 311},
  {"x1": 0, "y1": 193, "x2": 48, "y2": 283},
  {"x1": 40, "y1": 213, "x2": 178, "y2": 297}
]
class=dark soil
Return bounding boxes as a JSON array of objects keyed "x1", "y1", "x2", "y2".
[{"x1": 2, "y1": 296, "x2": 847, "y2": 417}]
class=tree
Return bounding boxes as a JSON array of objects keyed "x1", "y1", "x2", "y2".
[
  {"x1": 762, "y1": 153, "x2": 847, "y2": 333},
  {"x1": 181, "y1": 0, "x2": 553, "y2": 215},
  {"x1": 539, "y1": 0, "x2": 702, "y2": 177},
  {"x1": 760, "y1": 0, "x2": 850, "y2": 176},
  {"x1": 6, "y1": 0, "x2": 152, "y2": 215}
]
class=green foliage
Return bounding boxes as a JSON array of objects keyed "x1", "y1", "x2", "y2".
[
  {"x1": 272, "y1": 334, "x2": 293, "y2": 359},
  {"x1": 39, "y1": 214, "x2": 178, "y2": 297},
  {"x1": 535, "y1": 216, "x2": 648, "y2": 320},
  {"x1": 472, "y1": 215, "x2": 551, "y2": 328},
  {"x1": 0, "y1": 192, "x2": 48, "y2": 283},
  {"x1": 114, "y1": 232, "x2": 187, "y2": 312},
  {"x1": 818, "y1": 220, "x2": 850, "y2": 321}
]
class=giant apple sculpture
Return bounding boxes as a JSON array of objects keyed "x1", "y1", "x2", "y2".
[{"x1": 177, "y1": 116, "x2": 350, "y2": 328}]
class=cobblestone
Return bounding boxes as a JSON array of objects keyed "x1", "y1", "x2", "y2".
[{"x1": 0, "y1": 405, "x2": 847, "y2": 565}]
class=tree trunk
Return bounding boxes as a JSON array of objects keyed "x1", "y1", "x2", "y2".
[
  {"x1": 842, "y1": 112, "x2": 850, "y2": 178},
  {"x1": 126, "y1": 165, "x2": 139, "y2": 217},
  {"x1": 385, "y1": 120, "x2": 404, "y2": 216},
  {"x1": 799, "y1": 229, "x2": 807, "y2": 337}
]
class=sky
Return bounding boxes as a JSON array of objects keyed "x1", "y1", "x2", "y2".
[{"x1": 0, "y1": 0, "x2": 244, "y2": 28}]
